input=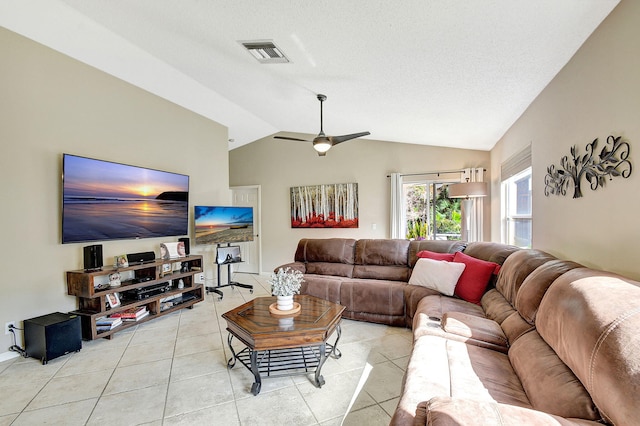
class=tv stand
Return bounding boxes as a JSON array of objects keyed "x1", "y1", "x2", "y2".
[
  {"x1": 206, "y1": 244, "x2": 253, "y2": 300},
  {"x1": 66, "y1": 255, "x2": 204, "y2": 340}
]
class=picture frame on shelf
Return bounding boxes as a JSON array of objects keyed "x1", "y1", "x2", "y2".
[
  {"x1": 161, "y1": 263, "x2": 172, "y2": 276},
  {"x1": 160, "y1": 242, "x2": 186, "y2": 260},
  {"x1": 106, "y1": 292, "x2": 121, "y2": 308},
  {"x1": 115, "y1": 254, "x2": 129, "y2": 268}
]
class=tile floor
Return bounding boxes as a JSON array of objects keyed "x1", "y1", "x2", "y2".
[{"x1": 0, "y1": 273, "x2": 413, "y2": 425}]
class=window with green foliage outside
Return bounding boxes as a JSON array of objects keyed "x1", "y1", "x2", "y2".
[{"x1": 404, "y1": 182, "x2": 461, "y2": 240}]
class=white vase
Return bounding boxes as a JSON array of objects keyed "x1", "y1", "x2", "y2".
[{"x1": 276, "y1": 295, "x2": 294, "y2": 311}]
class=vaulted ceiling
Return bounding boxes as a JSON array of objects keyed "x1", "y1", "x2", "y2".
[{"x1": 1, "y1": 1, "x2": 620, "y2": 151}]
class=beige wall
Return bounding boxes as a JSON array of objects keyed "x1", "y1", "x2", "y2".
[
  {"x1": 0, "y1": 28, "x2": 230, "y2": 355},
  {"x1": 491, "y1": 0, "x2": 639, "y2": 278},
  {"x1": 230, "y1": 137, "x2": 490, "y2": 272}
]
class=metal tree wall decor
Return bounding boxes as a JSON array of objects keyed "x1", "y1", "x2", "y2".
[{"x1": 544, "y1": 135, "x2": 632, "y2": 198}]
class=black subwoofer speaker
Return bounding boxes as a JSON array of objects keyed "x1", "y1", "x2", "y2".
[
  {"x1": 24, "y1": 312, "x2": 82, "y2": 365},
  {"x1": 83, "y1": 244, "x2": 103, "y2": 271},
  {"x1": 178, "y1": 237, "x2": 190, "y2": 255}
]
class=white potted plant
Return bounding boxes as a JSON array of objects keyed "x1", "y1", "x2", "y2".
[{"x1": 268, "y1": 267, "x2": 304, "y2": 311}]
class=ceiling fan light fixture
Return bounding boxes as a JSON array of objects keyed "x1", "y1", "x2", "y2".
[
  {"x1": 313, "y1": 140, "x2": 332, "y2": 153},
  {"x1": 274, "y1": 94, "x2": 370, "y2": 156}
]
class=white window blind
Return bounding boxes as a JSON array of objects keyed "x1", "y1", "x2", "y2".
[{"x1": 501, "y1": 144, "x2": 531, "y2": 181}]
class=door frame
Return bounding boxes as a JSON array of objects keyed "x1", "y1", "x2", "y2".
[{"x1": 231, "y1": 185, "x2": 262, "y2": 274}]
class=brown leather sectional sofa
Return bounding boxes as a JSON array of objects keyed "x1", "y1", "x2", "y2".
[{"x1": 276, "y1": 238, "x2": 640, "y2": 425}]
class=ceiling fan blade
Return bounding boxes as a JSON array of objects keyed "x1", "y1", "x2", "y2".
[
  {"x1": 329, "y1": 131, "x2": 371, "y2": 145},
  {"x1": 274, "y1": 136, "x2": 310, "y2": 142}
]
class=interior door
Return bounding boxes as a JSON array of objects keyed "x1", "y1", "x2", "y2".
[{"x1": 231, "y1": 186, "x2": 261, "y2": 273}]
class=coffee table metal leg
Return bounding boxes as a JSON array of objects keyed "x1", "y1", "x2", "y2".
[
  {"x1": 314, "y1": 343, "x2": 326, "y2": 388},
  {"x1": 331, "y1": 324, "x2": 342, "y2": 359},
  {"x1": 226, "y1": 334, "x2": 237, "y2": 368},
  {"x1": 314, "y1": 323, "x2": 343, "y2": 387},
  {"x1": 250, "y1": 350, "x2": 262, "y2": 395}
]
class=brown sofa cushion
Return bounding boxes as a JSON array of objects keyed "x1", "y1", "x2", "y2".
[
  {"x1": 462, "y1": 241, "x2": 520, "y2": 266},
  {"x1": 515, "y1": 259, "x2": 582, "y2": 325},
  {"x1": 306, "y1": 261, "x2": 353, "y2": 278},
  {"x1": 274, "y1": 261, "x2": 306, "y2": 274},
  {"x1": 413, "y1": 293, "x2": 485, "y2": 323},
  {"x1": 354, "y1": 238, "x2": 410, "y2": 265},
  {"x1": 500, "y1": 311, "x2": 534, "y2": 345},
  {"x1": 421, "y1": 397, "x2": 602, "y2": 426},
  {"x1": 295, "y1": 238, "x2": 356, "y2": 264},
  {"x1": 481, "y1": 288, "x2": 515, "y2": 324},
  {"x1": 352, "y1": 239, "x2": 412, "y2": 280},
  {"x1": 495, "y1": 249, "x2": 557, "y2": 305},
  {"x1": 413, "y1": 311, "x2": 507, "y2": 353},
  {"x1": 509, "y1": 331, "x2": 599, "y2": 420},
  {"x1": 299, "y1": 275, "x2": 342, "y2": 304},
  {"x1": 392, "y1": 336, "x2": 532, "y2": 426},
  {"x1": 537, "y1": 268, "x2": 640, "y2": 426},
  {"x1": 403, "y1": 285, "x2": 442, "y2": 326},
  {"x1": 352, "y1": 264, "x2": 410, "y2": 281},
  {"x1": 441, "y1": 312, "x2": 508, "y2": 351},
  {"x1": 340, "y1": 279, "x2": 406, "y2": 316}
]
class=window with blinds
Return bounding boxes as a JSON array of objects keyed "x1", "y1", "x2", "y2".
[{"x1": 501, "y1": 145, "x2": 532, "y2": 247}]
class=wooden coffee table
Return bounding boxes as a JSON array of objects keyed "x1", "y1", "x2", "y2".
[{"x1": 222, "y1": 295, "x2": 345, "y2": 395}]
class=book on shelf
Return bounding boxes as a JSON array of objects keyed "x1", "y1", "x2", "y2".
[
  {"x1": 122, "y1": 310, "x2": 150, "y2": 322},
  {"x1": 96, "y1": 316, "x2": 122, "y2": 331},
  {"x1": 109, "y1": 306, "x2": 148, "y2": 319},
  {"x1": 97, "y1": 325, "x2": 120, "y2": 332},
  {"x1": 96, "y1": 316, "x2": 122, "y2": 326}
]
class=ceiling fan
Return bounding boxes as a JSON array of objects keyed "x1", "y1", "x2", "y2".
[{"x1": 274, "y1": 94, "x2": 370, "y2": 156}]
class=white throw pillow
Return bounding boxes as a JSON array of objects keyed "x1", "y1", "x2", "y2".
[{"x1": 409, "y1": 258, "x2": 466, "y2": 296}]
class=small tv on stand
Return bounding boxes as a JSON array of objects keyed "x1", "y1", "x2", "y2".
[
  {"x1": 194, "y1": 206, "x2": 254, "y2": 245},
  {"x1": 216, "y1": 245, "x2": 241, "y2": 265}
]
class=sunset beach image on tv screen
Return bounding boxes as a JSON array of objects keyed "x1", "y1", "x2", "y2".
[
  {"x1": 62, "y1": 154, "x2": 189, "y2": 243},
  {"x1": 194, "y1": 206, "x2": 254, "y2": 245}
]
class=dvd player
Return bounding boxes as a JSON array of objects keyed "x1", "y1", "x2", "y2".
[{"x1": 121, "y1": 282, "x2": 171, "y2": 301}]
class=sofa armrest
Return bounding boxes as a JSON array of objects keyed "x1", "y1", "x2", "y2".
[
  {"x1": 273, "y1": 262, "x2": 306, "y2": 274},
  {"x1": 441, "y1": 312, "x2": 508, "y2": 351},
  {"x1": 422, "y1": 397, "x2": 601, "y2": 426}
]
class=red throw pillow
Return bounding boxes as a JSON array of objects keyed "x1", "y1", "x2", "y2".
[
  {"x1": 416, "y1": 250, "x2": 455, "y2": 262},
  {"x1": 452, "y1": 251, "x2": 499, "y2": 305}
]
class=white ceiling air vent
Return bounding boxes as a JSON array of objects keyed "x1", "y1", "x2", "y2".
[{"x1": 241, "y1": 41, "x2": 289, "y2": 64}]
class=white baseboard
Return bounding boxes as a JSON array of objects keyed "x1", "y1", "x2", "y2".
[{"x1": 0, "y1": 351, "x2": 20, "y2": 363}]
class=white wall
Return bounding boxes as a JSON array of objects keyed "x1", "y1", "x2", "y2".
[
  {"x1": 491, "y1": 0, "x2": 640, "y2": 278},
  {"x1": 230, "y1": 137, "x2": 490, "y2": 272},
  {"x1": 0, "y1": 28, "x2": 230, "y2": 356}
]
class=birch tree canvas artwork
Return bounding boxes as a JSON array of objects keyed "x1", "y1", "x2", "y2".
[{"x1": 290, "y1": 183, "x2": 358, "y2": 228}]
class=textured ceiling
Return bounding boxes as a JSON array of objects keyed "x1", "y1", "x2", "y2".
[{"x1": 1, "y1": 0, "x2": 620, "y2": 151}]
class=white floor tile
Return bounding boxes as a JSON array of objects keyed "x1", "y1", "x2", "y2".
[{"x1": 0, "y1": 272, "x2": 402, "y2": 425}]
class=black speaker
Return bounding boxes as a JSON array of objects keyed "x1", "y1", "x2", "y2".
[
  {"x1": 127, "y1": 251, "x2": 156, "y2": 264},
  {"x1": 24, "y1": 312, "x2": 82, "y2": 365},
  {"x1": 179, "y1": 237, "x2": 190, "y2": 255},
  {"x1": 83, "y1": 244, "x2": 103, "y2": 271}
]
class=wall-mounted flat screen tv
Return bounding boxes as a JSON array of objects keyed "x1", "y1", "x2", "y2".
[
  {"x1": 62, "y1": 154, "x2": 189, "y2": 244},
  {"x1": 194, "y1": 206, "x2": 254, "y2": 245}
]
